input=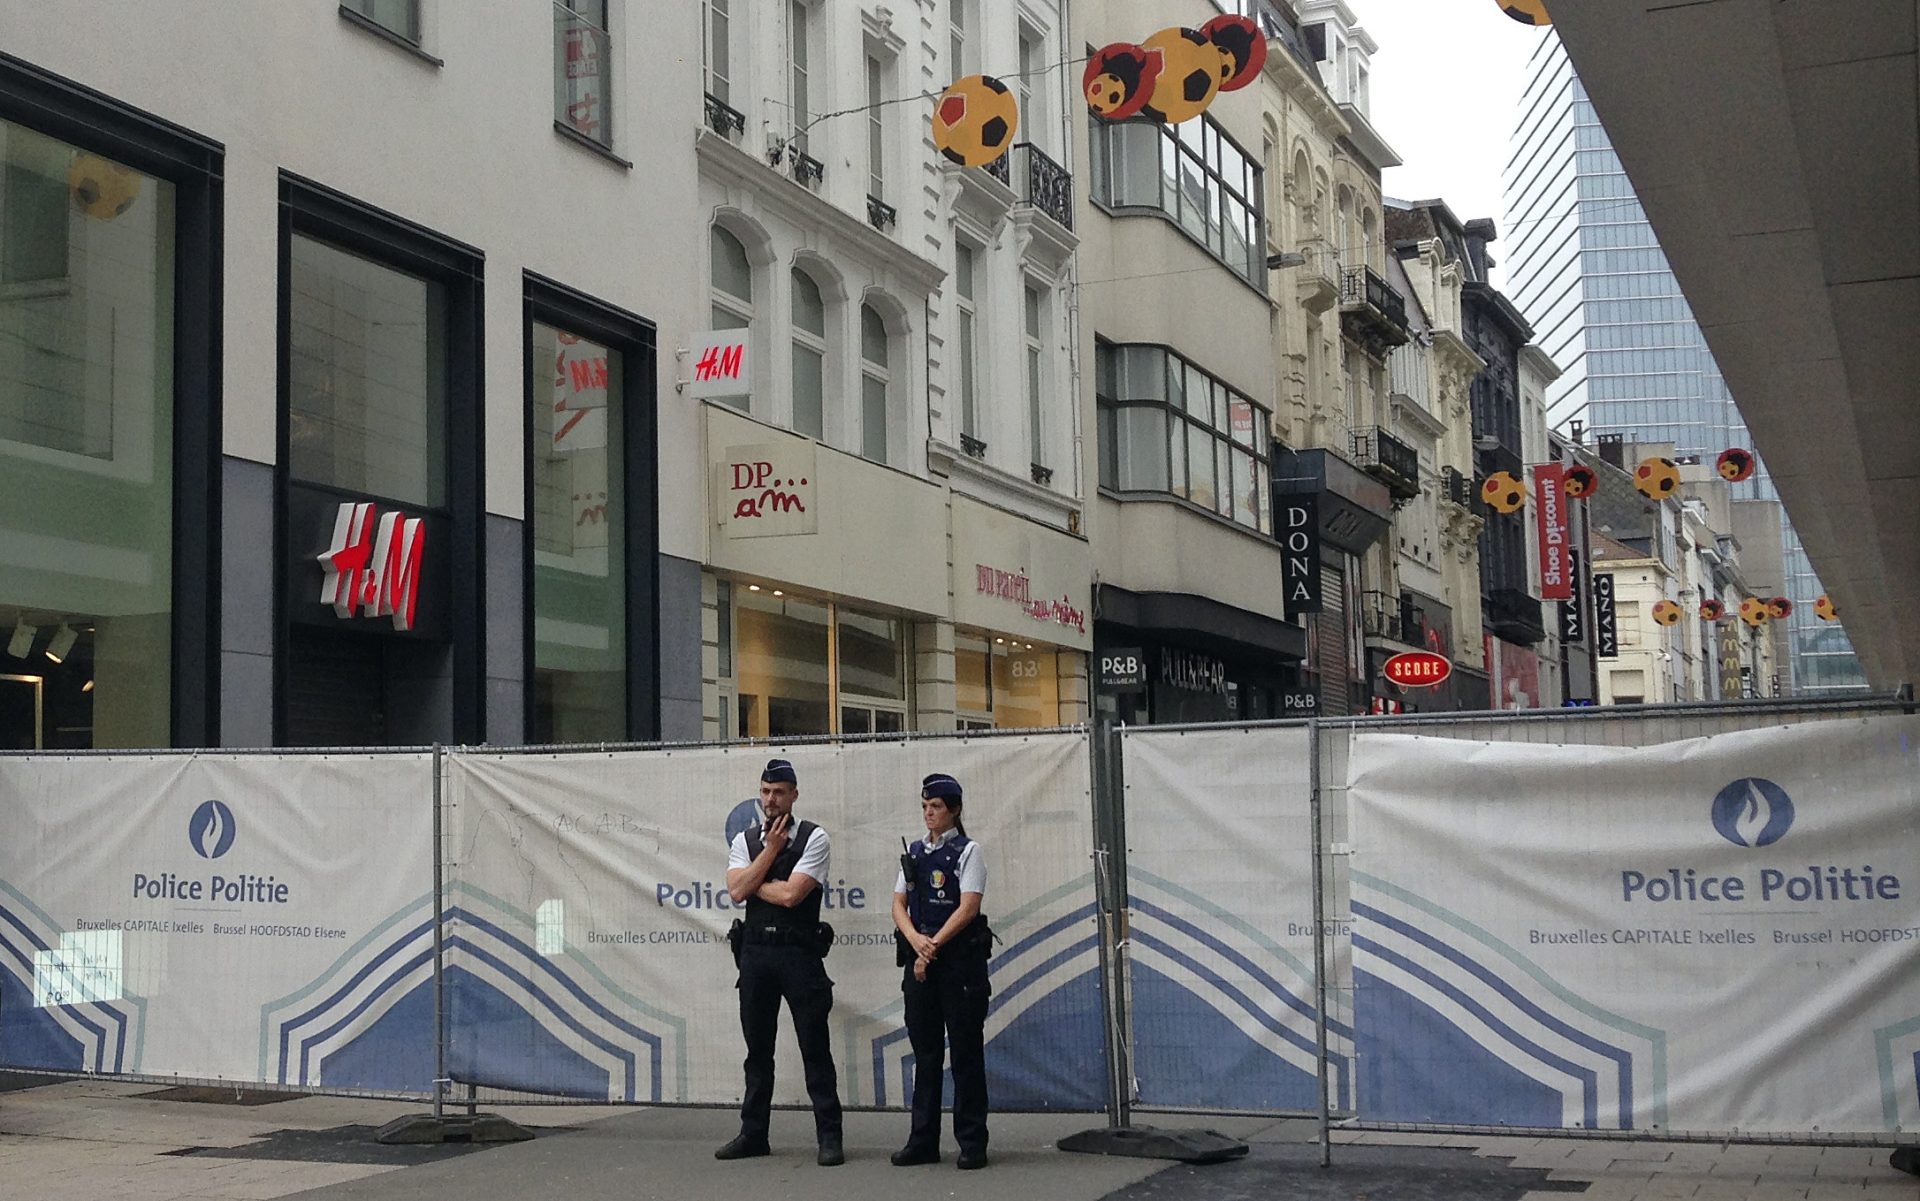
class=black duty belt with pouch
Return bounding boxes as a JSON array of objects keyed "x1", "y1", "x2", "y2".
[{"x1": 738, "y1": 921, "x2": 835, "y2": 958}]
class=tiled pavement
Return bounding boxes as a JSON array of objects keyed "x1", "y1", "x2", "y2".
[{"x1": 0, "y1": 1076, "x2": 1913, "y2": 1201}]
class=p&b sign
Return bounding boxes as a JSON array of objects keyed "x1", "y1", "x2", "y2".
[{"x1": 1099, "y1": 648, "x2": 1147, "y2": 692}]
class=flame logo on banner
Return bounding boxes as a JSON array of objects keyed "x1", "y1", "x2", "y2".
[
  {"x1": 1709, "y1": 778, "x2": 1794, "y2": 848},
  {"x1": 189, "y1": 800, "x2": 237, "y2": 859}
]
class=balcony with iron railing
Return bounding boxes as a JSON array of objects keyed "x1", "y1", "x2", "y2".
[
  {"x1": 1349, "y1": 426, "x2": 1421, "y2": 502},
  {"x1": 1360, "y1": 589, "x2": 1421, "y2": 648},
  {"x1": 1441, "y1": 465, "x2": 1474, "y2": 508},
  {"x1": 1487, "y1": 587, "x2": 1547, "y2": 646},
  {"x1": 1011, "y1": 142, "x2": 1073, "y2": 232},
  {"x1": 1338, "y1": 264, "x2": 1411, "y2": 359},
  {"x1": 704, "y1": 91, "x2": 745, "y2": 140},
  {"x1": 866, "y1": 195, "x2": 897, "y2": 231}
]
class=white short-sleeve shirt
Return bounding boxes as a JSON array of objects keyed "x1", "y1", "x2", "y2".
[
  {"x1": 729, "y1": 821, "x2": 832, "y2": 882},
  {"x1": 893, "y1": 828, "x2": 986, "y2": 895}
]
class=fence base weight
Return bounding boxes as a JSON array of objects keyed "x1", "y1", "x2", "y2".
[
  {"x1": 1057, "y1": 1125, "x2": 1250, "y2": 1164},
  {"x1": 1891, "y1": 1146, "x2": 1917, "y2": 1177},
  {"x1": 374, "y1": 1113, "x2": 535, "y2": 1146}
]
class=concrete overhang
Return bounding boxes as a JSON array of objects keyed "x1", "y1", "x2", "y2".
[{"x1": 1553, "y1": 2, "x2": 1920, "y2": 690}]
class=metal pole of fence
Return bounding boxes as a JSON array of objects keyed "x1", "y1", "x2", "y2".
[
  {"x1": 1106, "y1": 719, "x2": 1133, "y2": 1129},
  {"x1": 1089, "y1": 717, "x2": 1130, "y2": 1129},
  {"x1": 1308, "y1": 718, "x2": 1332, "y2": 1169},
  {"x1": 431, "y1": 743, "x2": 445, "y2": 1122}
]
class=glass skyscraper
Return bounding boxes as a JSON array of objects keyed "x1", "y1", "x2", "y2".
[{"x1": 1504, "y1": 34, "x2": 1865, "y2": 695}]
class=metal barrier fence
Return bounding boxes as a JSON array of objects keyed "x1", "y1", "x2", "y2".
[
  {"x1": 3, "y1": 697, "x2": 1915, "y2": 1154},
  {"x1": 1108, "y1": 694, "x2": 1919, "y2": 1162}
]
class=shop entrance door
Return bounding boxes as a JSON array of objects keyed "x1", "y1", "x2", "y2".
[{"x1": 284, "y1": 625, "x2": 451, "y2": 747}]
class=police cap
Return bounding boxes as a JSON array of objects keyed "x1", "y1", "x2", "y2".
[
  {"x1": 761, "y1": 758, "x2": 798, "y2": 785},
  {"x1": 921, "y1": 773, "x2": 962, "y2": 801}
]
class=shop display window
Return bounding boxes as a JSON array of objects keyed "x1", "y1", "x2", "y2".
[
  {"x1": 955, "y1": 631, "x2": 1060, "y2": 730},
  {"x1": 726, "y1": 587, "x2": 911, "y2": 738}
]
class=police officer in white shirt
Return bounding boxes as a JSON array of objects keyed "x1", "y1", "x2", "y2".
[
  {"x1": 715, "y1": 758, "x2": 844, "y2": 1166},
  {"x1": 890, "y1": 772, "x2": 991, "y2": 1170}
]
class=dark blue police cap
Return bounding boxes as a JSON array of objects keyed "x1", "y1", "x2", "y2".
[
  {"x1": 761, "y1": 758, "x2": 798, "y2": 785},
  {"x1": 921, "y1": 773, "x2": 962, "y2": 802}
]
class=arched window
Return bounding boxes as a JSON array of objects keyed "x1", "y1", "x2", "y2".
[
  {"x1": 860, "y1": 303, "x2": 891, "y2": 463},
  {"x1": 1292, "y1": 149, "x2": 1312, "y2": 248},
  {"x1": 790, "y1": 267, "x2": 826, "y2": 439},
  {"x1": 709, "y1": 225, "x2": 754, "y2": 411},
  {"x1": 1337, "y1": 186, "x2": 1355, "y2": 260},
  {"x1": 1362, "y1": 207, "x2": 1378, "y2": 270}
]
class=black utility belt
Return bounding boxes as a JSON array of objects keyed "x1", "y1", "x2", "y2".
[
  {"x1": 742, "y1": 925, "x2": 814, "y2": 946},
  {"x1": 895, "y1": 918, "x2": 994, "y2": 967}
]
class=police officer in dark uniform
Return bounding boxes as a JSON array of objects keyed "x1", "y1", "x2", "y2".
[
  {"x1": 716, "y1": 758, "x2": 845, "y2": 1166},
  {"x1": 890, "y1": 772, "x2": 991, "y2": 1170}
]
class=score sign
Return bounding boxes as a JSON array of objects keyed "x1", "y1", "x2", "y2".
[
  {"x1": 1381, "y1": 650, "x2": 1452, "y2": 689},
  {"x1": 686, "y1": 330, "x2": 750, "y2": 400}
]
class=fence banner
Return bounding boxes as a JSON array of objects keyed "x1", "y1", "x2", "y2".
[
  {"x1": 1346, "y1": 715, "x2": 1920, "y2": 1133},
  {"x1": 444, "y1": 733, "x2": 1102, "y2": 1108},
  {"x1": 1120, "y1": 726, "x2": 1349, "y2": 1112},
  {"x1": 0, "y1": 754, "x2": 435, "y2": 1093}
]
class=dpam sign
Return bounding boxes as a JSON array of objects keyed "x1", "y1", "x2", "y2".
[{"x1": 714, "y1": 441, "x2": 818, "y2": 539}]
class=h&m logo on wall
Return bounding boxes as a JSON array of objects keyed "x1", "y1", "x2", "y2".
[{"x1": 317, "y1": 503, "x2": 427, "y2": 632}]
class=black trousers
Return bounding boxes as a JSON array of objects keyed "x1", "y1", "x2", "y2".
[
  {"x1": 901, "y1": 950, "x2": 990, "y2": 1154},
  {"x1": 737, "y1": 944, "x2": 842, "y2": 1143}
]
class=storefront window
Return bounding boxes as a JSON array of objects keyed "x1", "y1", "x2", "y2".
[
  {"x1": 531, "y1": 321, "x2": 625, "y2": 741},
  {"x1": 838, "y1": 610, "x2": 907, "y2": 733},
  {"x1": 735, "y1": 590, "x2": 831, "y2": 737},
  {"x1": 0, "y1": 122, "x2": 174, "y2": 748},
  {"x1": 288, "y1": 234, "x2": 447, "y2": 505},
  {"x1": 955, "y1": 631, "x2": 1059, "y2": 729}
]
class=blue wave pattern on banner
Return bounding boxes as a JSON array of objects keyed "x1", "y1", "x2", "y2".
[
  {"x1": 1352, "y1": 882, "x2": 1661, "y2": 1129},
  {"x1": 0, "y1": 891, "x2": 143, "y2": 1075},
  {"x1": 1125, "y1": 879, "x2": 1351, "y2": 1112},
  {"x1": 867, "y1": 900, "x2": 1105, "y2": 1111},
  {"x1": 262, "y1": 911, "x2": 437, "y2": 1093}
]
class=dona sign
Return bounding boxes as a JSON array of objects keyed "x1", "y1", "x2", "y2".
[{"x1": 1382, "y1": 650, "x2": 1451, "y2": 688}]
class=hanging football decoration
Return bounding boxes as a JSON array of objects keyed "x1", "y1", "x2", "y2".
[
  {"x1": 1633, "y1": 456, "x2": 1681, "y2": 501},
  {"x1": 1716, "y1": 447, "x2": 1756, "y2": 483},
  {"x1": 1083, "y1": 43, "x2": 1161, "y2": 119},
  {"x1": 68, "y1": 152, "x2": 141, "y2": 220},
  {"x1": 1564, "y1": 463, "x2": 1598, "y2": 499},
  {"x1": 932, "y1": 75, "x2": 1019, "y2": 168},
  {"x1": 1652, "y1": 599, "x2": 1683, "y2": 627},
  {"x1": 1766, "y1": 596, "x2": 1793, "y2": 620},
  {"x1": 1141, "y1": 27, "x2": 1225, "y2": 125},
  {"x1": 1700, "y1": 598, "x2": 1726, "y2": 622},
  {"x1": 1739, "y1": 597, "x2": 1770, "y2": 627},
  {"x1": 1496, "y1": 0, "x2": 1552, "y2": 26},
  {"x1": 1200, "y1": 13, "x2": 1267, "y2": 92},
  {"x1": 1480, "y1": 471, "x2": 1527, "y2": 515},
  {"x1": 1815, "y1": 594, "x2": 1839, "y2": 621}
]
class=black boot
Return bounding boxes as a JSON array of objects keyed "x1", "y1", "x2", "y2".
[
  {"x1": 956, "y1": 1147, "x2": 989, "y2": 1170},
  {"x1": 817, "y1": 1135, "x2": 845, "y2": 1166},
  {"x1": 714, "y1": 1134, "x2": 771, "y2": 1160},
  {"x1": 891, "y1": 1144, "x2": 941, "y2": 1166}
]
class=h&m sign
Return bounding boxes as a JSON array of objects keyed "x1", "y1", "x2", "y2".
[
  {"x1": 1279, "y1": 495, "x2": 1321, "y2": 617},
  {"x1": 316, "y1": 502, "x2": 427, "y2": 632}
]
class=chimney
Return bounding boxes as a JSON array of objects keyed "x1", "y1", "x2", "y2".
[{"x1": 1596, "y1": 432, "x2": 1625, "y2": 468}]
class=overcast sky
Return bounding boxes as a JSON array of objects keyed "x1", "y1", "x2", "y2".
[{"x1": 1351, "y1": 0, "x2": 1555, "y2": 281}]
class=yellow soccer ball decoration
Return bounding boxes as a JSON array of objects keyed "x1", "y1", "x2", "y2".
[
  {"x1": 1815, "y1": 594, "x2": 1839, "y2": 622},
  {"x1": 1497, "y1": 0, "x2": 1551, "y2": 27},
  {"x1": 933, "y1": 75, "x2": 1019, "y2": 169},
  {"x1": 1738, "y1": 597, "x2": 1770, "y2": 628},
  {"x1": 1481, "y1": 471, "x2": 1527, "y2": 515},
  {"x1": 1652, "y1": 600, "x2": 1683, "y2": 627},
  {"x1": 1633, "y1": 456, "x2": 1681, "y2": 501},
  {"x1": 1141, "y1": 27, "x2": 1226, "y2": 125},
  {"x1": 68, "y1": 152, "x2": 141, "y2": 220}
]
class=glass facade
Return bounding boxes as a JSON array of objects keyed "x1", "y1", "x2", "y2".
[
  {"x1": 531, "y1": 322, "x2": 625, "y2": 741},
  {"x1": 0, "y1": 121, "x2": 174, "y2": 748},
  {"x1": 954, "y1": 631, "x2": 1059, "y2": 730},
  {"x1": 1095, "y1": 341, "x2": 1273, "y2": 535},
  {"x1": 726, "y1": 587, "x2": 912, "y2": 738},
  {"x1": 1088, "y1": 115, "x2": 1264, "y2": 285},
  {"x1": 1505, "y1": 35, "x2": 1866, "y2": 694}
]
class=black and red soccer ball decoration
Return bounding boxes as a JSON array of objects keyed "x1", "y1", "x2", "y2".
[
  {"x1": 1564, "y1": 463, "x2": 1598, "y2": 499},
  {"x1": 1700, "y1": 598, "x2": 1726, "y2": 622},
  {"x1": 1085, "y1": 17, "x2": 1266, "y2": 125},
  {"x1": 1716, "y1": 447, "x2": 1756, "y2": 483},
  {"x1": 1083, "y1": 43, "x2": 1161, "y2": 120}
]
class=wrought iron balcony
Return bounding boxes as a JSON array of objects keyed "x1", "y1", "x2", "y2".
[
  {"x1": 704, "y1": 92, "x2": 745, "y2": 139},
  {"x1": 1338, "y1": 265, "x2": 1411, "y2": 359},
  {"x1": 1360, "y1": 589, "x2": 1420, "y2": 647},
  {"x1": 1013, "y1": 142, "x2": 1073, "y2": 231},
  {"x1": 1487, "y1": 587, "x2": 1547, "y2": 646},
  {"x1": 866, "y1": 194, "x2": 897, "y2": 231},
  {"x1": 788, "y1": 146, "x2": 825, "y2": 187},
  {"x1": 960, "y1": 433, "x2": 988, "y2": 459},
  {"x1": 984, "y1": 149, "x2": 1011, "y2": 186},
  {"x1": 1031, "y1": 462, "x2": 1054, "y2": 486},
  {"x1": 1349, "y1": 426, "x2": 1421, "y2": 502},
  {"x1": 1441, "y1": 465, "x2": 1474, "y2": 507}
]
